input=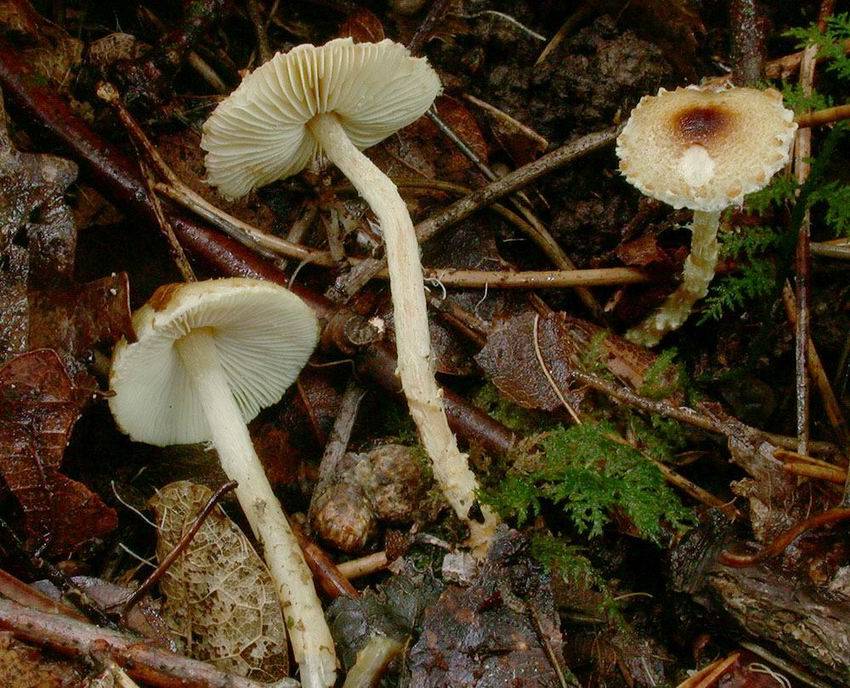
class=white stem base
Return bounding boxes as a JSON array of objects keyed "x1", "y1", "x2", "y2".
[
  {"x1": 309, "y1": 114, "x2": 498, "y2": 553},
  {"x1": 176, "y1": 329, "x2": 336, "y2": 688},
  {"x1": 625, "y1": 210, "x2": 721, "y2": 348}
]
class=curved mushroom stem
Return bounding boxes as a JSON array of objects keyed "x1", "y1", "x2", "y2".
[
  {"x1": 309, "y1": 113, "x2": 499, "y2": 554},
  {"x1": 175, "y1": 328, "x2": 336, "y2": 688},
  {"x1": 625, "y1": 209, "x2": 721, "y2": 347}
]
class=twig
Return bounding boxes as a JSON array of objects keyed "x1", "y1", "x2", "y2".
[
  {"x1": 316, "y1": 380, "x2": 366, "y2": 481},
  {"x1": 0, "y1": 568, "x2": 85, "y2": 621},
  {"x1": 534, "y1": 2, "x2": 594, "y2": 67},
  {"x1": 729, "y1": 0, "x2": 765, "y2": 85},
  {"x1": 426, "y1": 109, "x2": 602, "y2": 318},
  {"x1": 115, "y1": 480, "x2": 237, "y2": 620},
  {"x1": 335, "y1": 551, "x2": 389, "y2": 579},
  {"x1": 651, "y1": 459, "x2": 742, "y2": 520},
  {"x1": 532, "y1": 313, "x2": 581, "y2": 424},
  {"x1": 97, "y1": 82, "x2": 196, "y2": 281},
  {"x1": 781, "y1": 286, "x2": 850, "y2": 460},
  {"x1": 407, "y1": 0, "x2": 453, "y2": 55},
  {"x1": 331, "y1": 126, "x2": 619, "y2": 301},
  {"x1": 430, "y1": 266, "x2": 649, "y2": 289},
  {"x1": 781, "y1": 461, "x2": 844, "y2": 484},
  {"x1": 796, "y1": 102, "x2": 850, "y2": 128},
  {"x1": 719, "y1": 508, "x2": 850, "y2": 567},
  {"x1": 0, "y1": 597, "x2": 296, "y2": 688},
  {"x1": 247, "y1": 0, "x2": 272, "y2": 64},
  {"x1": 676, "y1": 653, "x2": 740, "y2": 688},
  {"x1": 0, "y1": 516, "x2": 112, "y2": 628},
  {"x1": 289, "y1": 520, "x2": 359, "y2": 599},
  {"x1": 764, "y1": 38, "x2": 850, "y2": 80}
]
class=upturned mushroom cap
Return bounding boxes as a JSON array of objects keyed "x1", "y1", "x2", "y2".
[
  {"x1": 109, "y1": 278, "x2": 318, "y2": 446},
  {"x1": 201, "y1": 37, "x2": 441, "y2": 199},
  {"x1": 616, "y1": 85, "x2": 797, "y2": 212}
]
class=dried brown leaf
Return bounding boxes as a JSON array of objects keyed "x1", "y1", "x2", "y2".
[
  {"x1": 0, "y1": 349, "x2": 117, "y2": 557},
  {"x1": 148, "y1": 481, "x2": 289, "y2": 682},
  {"x1": 339, "y1": 8, "x2": 385, "y2": 43}
]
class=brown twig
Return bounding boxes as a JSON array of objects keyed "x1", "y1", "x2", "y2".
[
  {"x1": 764, "y1": 38, "x2": 850, "y2": 80},
  {"x1": 0, "y1": 597, "x2": 296, "y2": 688},
  {"x1": 426, "y1": 108, "x2": 601, "y2": 316},
  {"x1": 115, "y1": 480, "x2": 237, "y2": 620},
  {"x1": 407, "y1": 0, "x2": 453, "y2": 55},
  {"x1": 676, "y1": 653, "x2": 740, "y2": 688},
  {"x1": 729, "y1": 0, "x2": 765, "y2": 85},
  {"x1": 247, "y1": 0, "x2": 272, "y2": 64},
  {"x1": 429, "y1": 266, "x2": 649, "y2": 289},
  {"x1": 316, "y1": 380, "x2": 366, "y2": 481},
  {"x1": 0, "y1": 516, "x2": 112, "y2": 628},
  {"x1": 719, "y1": 508, "x2": 850, "y2": 567},
  {"x1": 781, "y1": 285, "x2": 850, "y2": 461},
  {"x1": 331, "y1": 126, "x2": 620, "y2": 301},
  {"x1": 290, "y1": 520, "x2": 359, "y2": 599},
  {"x1": 796, "y1": 102, "x2": 850, "y2": 128},
  {"x1": 0, "y1": 568, "x2": 85, "y2": 621},
  {"x1": 335, "y1": 551, "x2": 389, "y2": 579}
]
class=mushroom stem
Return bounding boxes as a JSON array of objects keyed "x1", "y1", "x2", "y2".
[
  {"x1": 625, "y1": 209, "x2": 721, "y2": 347},
  {"x1": 308, "y1": 113, "x2": 499, "y2": 552},
  {"x1": 174, "y1": 328, "x2": 336, "y2": 688}
]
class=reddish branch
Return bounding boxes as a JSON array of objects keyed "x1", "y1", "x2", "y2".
[
  {"x1": 719, "y1": 508, "x2": 850, "y2": 568},
  {"x1": 0, "y1": 40, "x2": 514, "y2": 459},
  {"x1": 0, "y1": 597, "x2": 295, "y2": 688}
]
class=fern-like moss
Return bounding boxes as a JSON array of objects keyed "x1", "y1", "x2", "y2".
[{"x1": 483, "y1": 422, "x2": 695, "y2": 543}]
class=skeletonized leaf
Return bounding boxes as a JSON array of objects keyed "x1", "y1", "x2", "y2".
[{"x1": 148, "y1": 481, "x2": 289, "y2": 682}]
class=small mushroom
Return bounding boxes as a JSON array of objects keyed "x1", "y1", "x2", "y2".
[
  {"x1": 108, "y1": 278, "x2": 336, "y2": 688},
  {"x1": 201, "y1": 38, "x2": 498, "y2": 552},
  {"x1": 616, "y1": 84, "x2": 797, "y2": 346}
]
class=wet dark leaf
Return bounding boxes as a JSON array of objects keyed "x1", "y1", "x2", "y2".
[
  {"x1": 409, "y1": 530, "x2": 566, "y2": 688},
  {"x1": 475, "y1": 311, "x2": 583, "y2": 412},
  {"x1": 339, "y1": 8, "x2": 385, "y2": 43},
  {"x1": 0, "y1": 349, "x2": 117, "y2": 557}
]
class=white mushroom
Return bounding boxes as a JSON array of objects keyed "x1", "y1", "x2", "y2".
[
  {"x1": 201, "y1": 38, "x2": 498, "y2": 553},
  {"x1": 617, "y1": 84, "x2": 797, "y2": 346},
  {"x1": 108, "y1": 278, "x2": 335, "y2": 688}
]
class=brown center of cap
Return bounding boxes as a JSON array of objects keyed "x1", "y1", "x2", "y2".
[{"x1": 673, "y1": 106, "x2": 731, "y2": 146}]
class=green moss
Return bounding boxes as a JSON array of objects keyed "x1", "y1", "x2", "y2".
[
  {"x1": 482, "y1": 422, "x2": 695, "y2": 543},
  {"x1": 638, "y1": 347, "x2": 683, "y2": 400},
  {"x1": 472, "y1": 382, "x2": 548, "y2": 433}
]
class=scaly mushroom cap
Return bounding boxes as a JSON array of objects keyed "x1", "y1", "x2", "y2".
[
  {"x1": 109, "y1": 278, "x2": 318, "y2": 446},
  {"x1": 616, "y1": 85, "x2": 797, "y2": 212},
  {"x1": 201, "y1": 37, "x2": 441, "y2": 199}
]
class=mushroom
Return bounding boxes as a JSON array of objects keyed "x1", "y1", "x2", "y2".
[
  {"x1": 201, "y1": 38, "x2": 498, "y2": 551},
  {"x1": 108, "y1": 278, "x2": 336, "y2": 688},
  {"x1": 616, "y1": 84, "x2": 797, "y2": 346}
]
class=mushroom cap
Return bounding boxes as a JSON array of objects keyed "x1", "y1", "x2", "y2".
[
  {"x1": 616, "y1": 85, "x2": 797, "y2": 212},
  {"x1": 201, "y1": 37, "x2": 441, "y2": 199},
  {"x1": 109, "y1": 278, "x2": 319, "y2": 447}
]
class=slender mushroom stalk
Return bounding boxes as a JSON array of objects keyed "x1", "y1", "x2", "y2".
[
  {"x1": 108, "y1": 279, "x2": 335, "y2": 688},
  {"x1": 200, "y1": 38, "x2": 499, "y2": 551},
  {"x1": 616, "y1": 84, "x2": 797, "y2": 347},
  {"x1": 308, "y1": 113, "x2": 496, "y2": 547},
  {"x1": 626, "y1": 209, "x2": 720, "y2": 346},
  {"x1": 174, "y1": 329, "x2": 334, "y2": 688}
]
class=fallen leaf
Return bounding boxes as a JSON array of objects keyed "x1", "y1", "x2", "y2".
[
  {"x1": 338, "y1": 8, "x2": 385, "y2": 43},
  {"x1": 148, "y1": 481, "x2": 290, "y2": 681},
  {"x1": 475, "y1": 311, "x2": 584, "y2": 412},
  {"x1": 409, "y1": 530, "x2": 566, "y2": 688},
  {"x1": 0, "y1": 349, "x2": 117, "y2": 557}
]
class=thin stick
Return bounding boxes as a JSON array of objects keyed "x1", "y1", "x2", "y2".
[
  {"x1": 97, "y1": 83, "x2": 196, "y2": 282},
  {"x1": 116, "y1": 480, "x2": 237, "y2": 620},
  {"x1": 335, "y1": 551, "x2": 389, "y2": 579},
  {"x1": 719, "y1": 508, "x2": 850, "y2": 567},
  {"x1": 782, "y1": 461, "x2": 844, "y2": 484},
  {"x1": 426, "y1": 109, "x2": 602, "y2": 318},
  {"x1": 316, "y1": 380, "x2": 366, "y2": 481},
  {"x1": 683, "y1": 653, "x2": 740, "y2": 688},
  {"x1": 431, "y1": 266, "x2": 649, "y2": 289},
  {"x1": 0, "y1": 568, "x2": 85, "y2": 621},
  {"x1": 764, "y1": 38, "x2": 850, "y2": 80},
  {"x1": 332, "y1": 126, "x2": 619, "y2": 300},
  {"x1": 407, "y1": 0, "x2": 453, "y2": 56},
  {"x1": 289, "y1": 520, "x2": 359, "y2": 599},
  {"x1": 0, "y1": 516, "x2": 112, "y2": 628},
  {"x1": 651, "y1": 459, "x2": 742, "y2": 520},
  {"x1": 781, "y1": 285, "x2": 850, "y2": 461},
  {"x1": 0, "y1": 597, "x2": 296, "y2": 688},
  {"x1": 796, "y1": 103, "x2": 850, "y2": 128},
  {"x1": 532, "y1": 314, "x2": 581, "y2": 424},
  {"x1": 247, "y1": 0, "x2": 272, "y2": 64}
]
